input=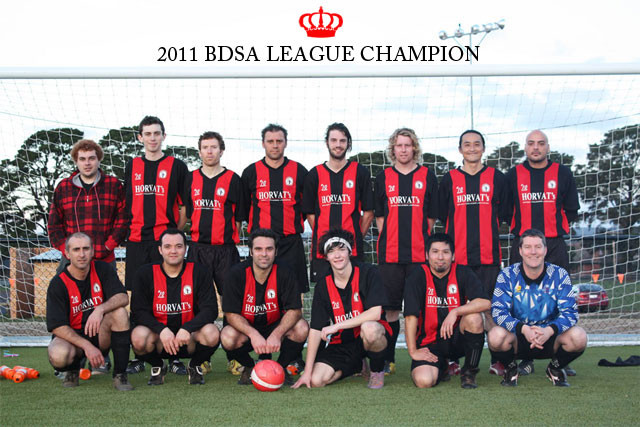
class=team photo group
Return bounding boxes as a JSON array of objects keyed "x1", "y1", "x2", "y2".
[{"x1": 45, "y1": 115, "x2": 587, "y2": 392}]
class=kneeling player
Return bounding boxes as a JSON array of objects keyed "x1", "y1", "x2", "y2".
[
  {"x1": 404, "y1": 233, "x2": 490, "y2": 389},
  {"x1": 221, "y1": 228, "x2": 309, "y2": 386},
  {"x1": 489, "y1": 228, "x2": 586, "y2": 387},
  {"x1": 293, "y1": 228, "x2": 391, "y2": 390},
  {"x1": 130, "y1": 229, "x2": 220, "y2": 385},
  {"x1": 46, "y1": 232, "x2": 132, "y2": 390}
]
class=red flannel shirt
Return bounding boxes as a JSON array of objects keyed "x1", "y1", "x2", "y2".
[{"x1": 48, "y1": 170, "x2": 127, "y2": 262}]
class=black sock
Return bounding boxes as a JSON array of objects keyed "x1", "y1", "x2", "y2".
[
  {"x1": 277, "y1": 339, "x2": 304, "y2": 369},
  {"x1": 140, "y1": 351, "x2": 163, "y2": 369},
  {"x1": 367, "y1": 349, "x2": 386, "y2": 372},
  {"x1": 190, "y1": 342, "x2": 219, "y2": 368},
  {"x1": 462, "y1": 332, "x2": 484, "y2": 372},
  {"x1": 110, "y1": 330, "x2": 131, "y2": 376},
  {"x1": 61, "y1": 357, "x2": 83, "y2": 372},
  {"x1": 228, "y1": 348, "x2": 255, "y2": 369},
  {"x1": 552, "y1": 347, "x2": 584, "y2": 369},
  {"x1": 493, "y1": 349, "x2": 515, "y2": 367},
  {"x1": 386, "y1": 320, "x2": 400, "y2": 363}
]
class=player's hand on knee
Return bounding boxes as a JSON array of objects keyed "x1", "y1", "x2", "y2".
[
  {"x1": 160, "y1": 328, "x2": 179, "y2": 355},
  {"x1": 84, "y1": 344, "x2": 105, "y2": 368},
  {"x1": 175, "y1": 328, "x2": 191, "y2": 347},
  {"x1": 84, "y1": 307, "x2": 104, "y2": 337},
  {"x1": 410, "y1": 347, "x2": 438, "y2": 363}
]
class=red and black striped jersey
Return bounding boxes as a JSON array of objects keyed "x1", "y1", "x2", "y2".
[
  {"x1": 505, "y1": 161, "x2": 580, "y2": 238},
  {"x1": 302, "y1": 161, "x2": 374, "y2": 259},
  {"x1": 222, "y1": 259, "x2": 301, "y2": 328},
  {"x1": 403, "y1": 263, "x2": 487, "y2": 346},
  {"x1": 438, "y1": 166, "x2": 506, "y2": 266},
  {"x1": 130, "y1": 262, "x2": 218, "y2": 334},
  {"x1": 46, "y1": 261, "x2": 126, "y2": 332},
  {"x1": 310, "y1": 261, "x2": 389, "y2": 344},
  {"x1": 185, "y1": 168, "x2": 244, "y2": 245},
  {"x1": 375, "y1": 166, "x2": 438, "y2": 264},
  {"x1": 124, "y1": 155, "x2": 188, "y2": 243},
  {"x1": 241, "y1": 158, "x2": 307, "y2": 236}
]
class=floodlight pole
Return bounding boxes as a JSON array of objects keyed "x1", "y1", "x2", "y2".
[{"x1": 438, "y1": 20, "x2": 505, "y2": 129}]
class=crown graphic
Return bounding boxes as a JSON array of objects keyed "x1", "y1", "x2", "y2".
[{"x1": 299, "y1": 7, "x2": 343, "y2": 38}]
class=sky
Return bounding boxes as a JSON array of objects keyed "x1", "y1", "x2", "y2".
[{"x1": 0, "y1": 0, "x2": 639, "y2": 170}]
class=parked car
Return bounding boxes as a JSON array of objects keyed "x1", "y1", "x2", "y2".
[{"x1": 572, "y1": 283, "x2": 609, "y2": 313}]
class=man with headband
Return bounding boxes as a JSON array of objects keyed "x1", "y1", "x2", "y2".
[{"x1": 292, "y1": 228, "x2": 391, "y2": 390}]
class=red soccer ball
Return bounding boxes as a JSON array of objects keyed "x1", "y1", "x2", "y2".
[{"x1": 251, "y1": 360, "x2": 285, "y2": 392}]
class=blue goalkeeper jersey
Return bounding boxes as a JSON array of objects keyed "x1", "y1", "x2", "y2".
[{"x1": 492, "y1": 262, "x2": 578, "y2": 334}]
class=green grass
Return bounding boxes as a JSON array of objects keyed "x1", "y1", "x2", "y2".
[{"x1": 1, "y1": 346, "x2": 639, "y2": 426}]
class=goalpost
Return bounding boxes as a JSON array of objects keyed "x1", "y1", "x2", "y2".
[{"x1": 0, "y1": 64, "x2": 638, "y2": 346}]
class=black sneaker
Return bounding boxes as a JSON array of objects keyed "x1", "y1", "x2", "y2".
[
  {"x1": 62, "y1": 370, "x2": 79, "y2": 388},
  {"x1": 283, "y1": 371, "x2": 295, "y2": 387},
  {"x1": 546, "y1": 364, "x2": 570, "y2": 387},
  {"x1": 169, "y1": 359, "x2": 187, "y2": 375},
  {"x1": 286, "y1": 358, "x2": 305, "y2": 376},
  {"x1": 501, "y1": 362, "x2": 518, "y2": 387},
  {"x1": 518, "y1": 359, "x2": 534, "y2": 376},
  {"x1": 113, "y1": 373, "x2": 134, "y2": 391},
  {"x1": 237, "y1": 368, "x2": 252, "y2": 385},
  {"x1": 92, "y1": 355, "x2": 112, "y2": 375},
  {"x1": 148, "y1": 364, "x2": 167, "y2": 386},
  {"x1": 460, "y1": 369, "x2": 478, "y2": 389},
  {"x1": 126, "y1": 359, "x2": 146, "y2": 374},
  {"x1": 187, "y1": 365, "x2": 205, "y2": 385},
  {"x1": 565, "y1": 365, "x2": 577, "y2": 376}
]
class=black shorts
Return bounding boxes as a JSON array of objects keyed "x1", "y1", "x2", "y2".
[
  {"x1": 379, "y1": 263, "x2": 419, "y2": 310},
  {"x1": 516, "y1": 329, "x2": 557, "y2": 360},
  {"x1": 410, "y1": 328, "x2": 466, "y2": 373},
  {"x1": 187, "y1": 242, "x2": 240, "y2": 295},
  {"x1": 509, "y1": 236, "x2": 569, "y2": 271},
  {"x1": 310, "y1": 258, "x2": 330, "y2": 283},
  {"x1": 227, "y1": 319, "x2": 281, "y2": 354},
  {"x1": 315, "y1": 338, "x2": 367, "y2": 380},
  {"x1": 470, "y1": 264, "x2": 501, "y2": 297},
  {"x1": 276, "y1": 234, "x2": 309, "y2": 294},
  {"x1": 315, "y1": 326, "x2": 392, "y2": 380},
  {"x1": 125, "y1": 240, "x2": 163, "y2": 290}
]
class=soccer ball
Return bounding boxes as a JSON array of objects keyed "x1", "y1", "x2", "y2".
[{"x1": 251, "y1": 360, "x2": 285, "y2": 392}]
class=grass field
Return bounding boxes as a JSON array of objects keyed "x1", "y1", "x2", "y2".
[{"x1": 1, "y1": 346, "x2": 639, "y2": 426}]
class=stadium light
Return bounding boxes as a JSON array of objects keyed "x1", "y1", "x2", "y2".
[{"x1": 438, "y1": 20, "x2": 505, "y2": 128}]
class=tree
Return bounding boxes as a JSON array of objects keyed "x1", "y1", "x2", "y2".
[
  {"x1": 485, "y1": 141, "x2": 524, "y2": 173},
  {"x1": 574, "y1": 124, "x2": 640, "y2": 233},
  {"x1": 1, "y1": 128, "x2": 84, "y2": 237}
]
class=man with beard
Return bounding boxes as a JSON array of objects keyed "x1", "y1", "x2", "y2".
[{"x1": 303, "y1": 123, "x2": 374, "y2": 283}]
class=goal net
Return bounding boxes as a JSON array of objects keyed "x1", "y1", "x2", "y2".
[{"x1": 1, "y1": 67, "x2": 638, "y2": 345}]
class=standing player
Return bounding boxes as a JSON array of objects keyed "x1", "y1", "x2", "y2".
[
  {"x1": 303, "y1": 123, "x2": 374, "y2": 282},
  {"x1": 505, "y1": 129, "x2": 580, "y2": 376},
  {"x1": 292, "y1": 228, "x2": 391, "y2": 390},
  {"x1": 489, "y1": 229, "x2": 586, "y2": 387},
  {"x1": 124, "y1": 116, "x2": 189, "y2": 375},
  {"x1": 241, "y1": 124, "x2": 308, "y2": 373},
  {"x1": 130, "y1": 229, "x2": 220, "y2": 386},
  {"x1": 48, "y1": 139, "x2": 127, "y2": 374},
  {"x1": 221, "y1": 228, "x2": 309, "y2": 386},
  {"x1": 404, "y1": 233, "x2": 490, "y2": 389},
  {"x1": 375, "y1": 128, "x2": 438, "y2": 375},
  {"x1": 185, "y1": 131, "x2": 243, "y2": 298},
  {"x1": 438, "y1": 130, "x2": 508, "y2": 376},
  {"x1": 47, "y1": 233, "x2": 132, "y2": 390}
]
